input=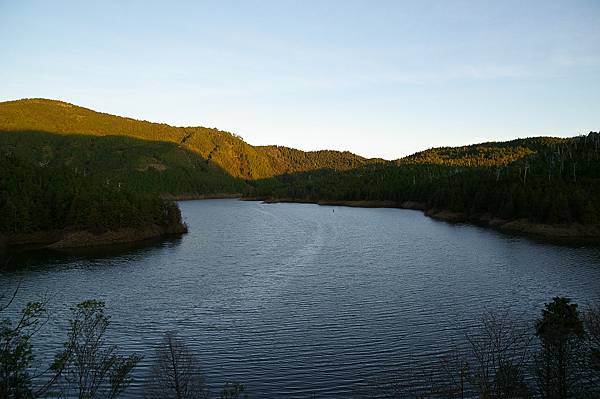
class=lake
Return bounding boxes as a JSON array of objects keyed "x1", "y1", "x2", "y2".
[{"x1": 1, "y1": 199, "x2": 600, "y2": 397}]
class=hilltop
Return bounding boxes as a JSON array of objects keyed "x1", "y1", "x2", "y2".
[{"x1": 0, "y1": 98, "x2": 373, "y2": 181}]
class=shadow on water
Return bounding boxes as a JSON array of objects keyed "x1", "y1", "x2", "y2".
[{"x1": 0, "y1": 234, "x2": 184, "y2": 273}]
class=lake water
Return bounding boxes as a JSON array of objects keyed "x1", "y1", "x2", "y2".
[{"x1": 1, "y1": 199, "x2": 600, "y2": 397}]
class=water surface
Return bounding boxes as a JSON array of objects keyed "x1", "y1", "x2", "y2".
[{"x1": 1, "y1": 199, "x2": 599, "y2": 397}]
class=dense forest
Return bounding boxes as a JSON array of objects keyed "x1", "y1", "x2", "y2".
[
  {"x1": 250, "y1": 133, "x2": 600, "y2": 226},
  {"x1": 0, "y1": 99, "x2": 371, "y2": 246},
  {"x1": 0, "y1": 155, "x2": 185, "y2": 238},
  {"x1": 1, "y1": 98, "x2": 599, "y2": 244},
  {"x1": 0, "y1": 130, "x2": 247, "y2": 197},
  {"x1": 0, "y1": 98, "x2": 373, "y2": 180}
]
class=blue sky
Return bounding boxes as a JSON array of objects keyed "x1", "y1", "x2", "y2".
[{"x1": 1, "y1": 1, "x2": 599, "y2": 159}]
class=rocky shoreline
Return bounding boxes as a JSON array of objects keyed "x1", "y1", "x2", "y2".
[
  {"x1": 248, "y1": 197, "x2": 600, "y2": 244},
  {"x1": 0, "y1": 222, "x2": 188, "y2": 250}
]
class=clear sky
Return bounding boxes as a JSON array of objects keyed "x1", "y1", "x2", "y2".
[{"x1": 1, "y1": 1, "x2": 599, "y2": 159}]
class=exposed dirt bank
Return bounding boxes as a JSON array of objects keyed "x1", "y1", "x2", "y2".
[
  {"x1": 249, "y1": 197, "x2": 600, "y2": 244},
  {"x1": 425, "y1": 209, "x2": 600, "y2": 242},
  {"x1": 0, "y1": 222, "x2": 188, "y2": 250},
  {"x1": 161, "y1": 193, "x2": 242, "y2": 201}
]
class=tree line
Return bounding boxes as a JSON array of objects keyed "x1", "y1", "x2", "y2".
[
  {"x1": 250, "y1": 133, "x2": 600, "y2": 226},
  {"x1": 0, "y1": 155, "x2": 184, "y2": 235},
  {"x1": 2, "y1": 97, "x2": 599, "y2": 234},
  {"x1": 0, "y1": 99, "x2": 371, "y2": 180},
  {"x1": 0, "y1": 130, "x2": 247, "y2": 199}
]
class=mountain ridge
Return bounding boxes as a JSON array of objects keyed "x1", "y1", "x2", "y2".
[
  {"x1": 1, "y1": 98, "x2": 599, "y2": 244},
  {"x1": 0, "y1": 98, "x2": 574, "y2": 162},
  {"x1": 0, "y1": 98, "x2": 375, "y2": 180}
]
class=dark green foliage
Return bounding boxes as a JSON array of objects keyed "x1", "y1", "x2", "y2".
[
  {"x1": 1, "y1": 98, "x2": 598, "y2": 233},
  {"x1": 0, "y1": 99, "x2": 375, "y2": 237},
  {"x1": 251, "y1": 132, "x2": 600, "y2": 226},
  {"x1": 535, "y1": 297, "x2": 585, "y2": 399},
  {"x1": 0, "y1": 131, "x2": 247, "y2": 198},
  {"x1": 0, "y1": 99, "x2": 371, "y2": 180},
  {"x1": 219, "y1": 382, "x2": 247, "y2": 399},
  {"x1": 0, "y1": 154, "x2": 184, "y2": 235}
]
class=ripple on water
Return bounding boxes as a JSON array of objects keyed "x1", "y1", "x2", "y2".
[{"x1": 1, "y1": 199, "x2": 599, "y2": 398}]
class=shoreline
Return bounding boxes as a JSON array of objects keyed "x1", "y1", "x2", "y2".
[
  {"x1": 0, "y1": 222, "x2": 188, "y2": 251},
  {"x1": 4, "y1": 196, "x2": 597, "y2": 251},
  {"x1": 247, "y1": 197, "x2": 600, "y2": 245},
  {"x1": 161, "y1": 193, "x2": 242, "y2": 201}
]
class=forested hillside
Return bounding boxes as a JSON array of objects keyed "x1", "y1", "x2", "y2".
[
  {"x1": 0, "y1": 155, "x2": 185, "y2": 240},
  {"x1": 0, "y1": 131, "x2": 247, "y2": 196},
  {"x1": 398, "y1": 138, "x2": 560, "y2": 167},
  {"x1": 0, "y1": 98, "x2": 374, "y2": 247},
  {"x1": 251, "y1": 133, "x2": 600, "y2": 227},
  {"x1": 1, "y1": 98, "x2": 599, "y2": 245},
  {"x1": 0, "y1": 98, "x2": 372, "y2": 180}
]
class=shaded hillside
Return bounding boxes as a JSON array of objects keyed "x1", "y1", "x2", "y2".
[
  {"x1": 0, "y1": 98, "x2": 376, "y2": 247},
  {"x1": 0, "y1": 130, "x2": 247, "y2": 196},
  {"x1": 0, "y1": 98, "x2": 373, "y2": 179},
  {"x1": 2, "y1": 97, "x2": 598, "y2": 242},
  {"x1": 0, "y1": 154, "x2": 186, "y2": 246},
  {"x1": 251, "y1": 133, "x2": 600, "y2": 227}
]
